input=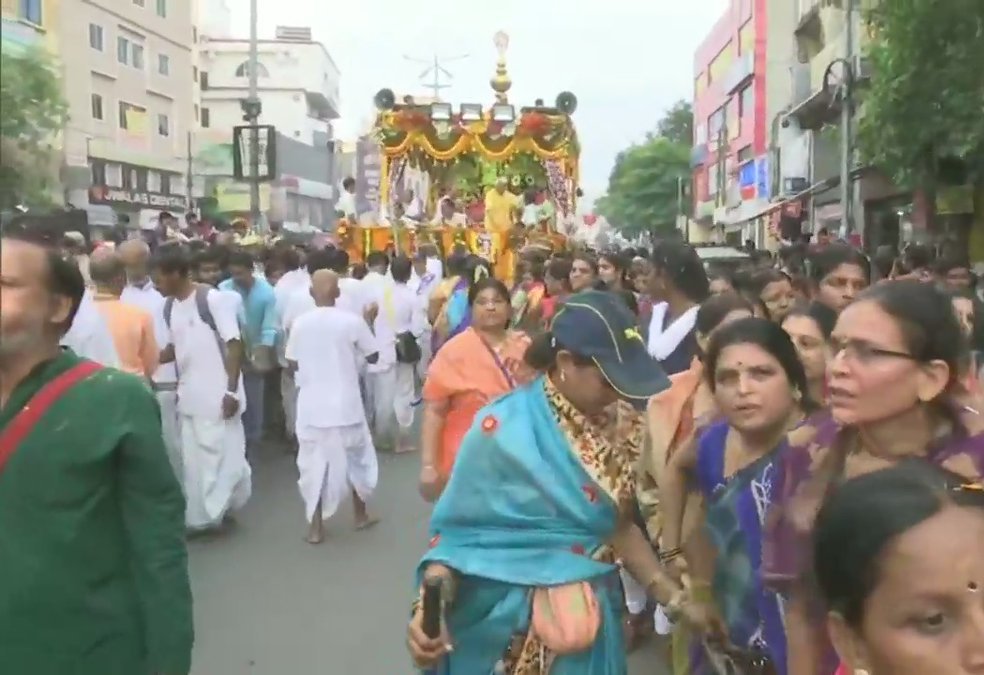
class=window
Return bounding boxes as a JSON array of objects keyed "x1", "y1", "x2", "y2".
[
  {"x1": 200, "y1": 71, "x2": 209, "y2": 90},
  {"x1": 133, "y1": 0, "x2": 145, "y2": 6},
  {"x1": 19, "y1": 0, "x2": 42, "y2": 25},
  {"x1": 158, "y1": 53, "x2": 169, "y2": 75},
  {"x1": 90, "y1": 160, "x2": 106, "y2": 186},
  {"x1": 234, "y1": 61, "x2": 269, "y2": 78},
  {"x1": 194, "y1": 104, "x2": 199, "y2": 122},
  {"x1": 739, "y1": 85, "x2": 755, "y2": 118},
  {"x1": 132, "y1": 43, "x2": 144, "y2": 70},
  {"x1": 118, "y1": 101, "x2": 146, "y2": 130},
  {"x1": 147, "y1": 170, "x2": 162, "y2": 193},
  {"x1": 89, "y1": 24, "x2": 103, "y2": 51},
  {"x1": 105, "y1": 163, "x2": 123, "y2": 188},
  {"x1": 200, "y1": 107, "x2": 210, "y2": 128},
  {"x1": 708, "y1": 107, "x2": 726, "y2": 139},
  {"x1": 156, "y1": 0, "x2": 167, "y2": 18},
  {"x1": 91, "y1": 93, "x2": 104, "y2": 120},
  {"x1": 737, "y1": 145, "x2": 754, "y2": 163},
  {"x1": 707, "y1": 162, "x2": 720, "y2": 197},
  {"x1": 157, "y1": 113, "x2": 170, "y2": 137},
  {"x1": 117, "y1": 36, "x2": 130, "y2": 64},
  {"x1": 193, "y1": 66, "x2": 198, "y2": 83}
]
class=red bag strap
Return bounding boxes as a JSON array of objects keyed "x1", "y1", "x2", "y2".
[{"x1": 0, "y1": 360, "x2": 102, "y2": 475}]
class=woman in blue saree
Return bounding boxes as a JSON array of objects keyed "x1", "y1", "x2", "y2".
[
  {"x1": 407, "y1": 290, "x2": 721, "y2": 674},
  {"x1": 662, "y1": 317, "x2": 814, "y2": 673}
]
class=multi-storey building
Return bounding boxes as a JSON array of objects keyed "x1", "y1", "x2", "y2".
[
  {"x1": 1, "y1": 0, "x2": 58, "y2": 53},
  {"x1": 194, "y1": 25, "x2": 342, "y2": 228},
  {"x1": 55, "y1": 0, "x2": 198, "y2": 231},
  {"x1": 690, "y1": 0, "x2": 772, "y2": 247}
]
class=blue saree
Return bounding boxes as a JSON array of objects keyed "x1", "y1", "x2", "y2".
[
  {"x1": 418, "y1": 377, "x2": 636, "y2": 674},
  {"x1": 694, "y1": 420, "x2": 787, "y2": 675},
  {"x1": 444, "y1": 280, "x2": 471, "y2": 342}
]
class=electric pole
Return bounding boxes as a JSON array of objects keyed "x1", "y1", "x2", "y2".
[
  {"x1": 247, "y1": 0, "x2": 261, "y2": 230},
  {"x1": 840, "y1": 0, "x2": 856, "y2": 237},
  {"x1": 403, "y1": 53, "x2": 469, "y2": 100}
]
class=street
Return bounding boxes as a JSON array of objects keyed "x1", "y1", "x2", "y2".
[{"x1": 188, "y1": 446, "x2": 670, "y2": 674}]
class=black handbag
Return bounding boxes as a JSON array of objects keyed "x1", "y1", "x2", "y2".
[{"x1": 395, "y1": 331, "x2": 422, "y2": 364}]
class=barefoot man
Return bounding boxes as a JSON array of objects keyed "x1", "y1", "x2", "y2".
[{"x1": 286, "y1": 269, "x2": 381, "y2": 543}]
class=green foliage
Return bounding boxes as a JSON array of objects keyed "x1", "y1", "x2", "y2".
[
  {"x1": 597, "y1": 102, "x2": 694, "y2": 236},
  {"x1": 0, "y1": 46, "x2": 68, "y2": 208},
  {"x1": 654, "y1": 100, "x2": 694, "y2": 148},
  {"x1": 858, "y1": 0, "x2": 984, "y2": 186},
  {"x1": 595, "y1": 137, "x2": 690, "y2": 237}
]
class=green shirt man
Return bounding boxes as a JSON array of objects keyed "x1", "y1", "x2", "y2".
[{"x1": 0, "y1": 232, "x2": 193, "y2": 675}]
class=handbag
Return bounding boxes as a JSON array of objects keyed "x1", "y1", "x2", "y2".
[
  {"x1": 395, "y1": 331, "x2": 422, "y2": 364},
  {"x1": 530, "y1": 581, "x2": 601, "y2": 655}
]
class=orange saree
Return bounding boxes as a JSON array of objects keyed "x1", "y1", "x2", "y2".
[{"x1": 423, "y1": 327, "x2": 534, "y2": 481}]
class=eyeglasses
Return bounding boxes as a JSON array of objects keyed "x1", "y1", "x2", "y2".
[{"x1": 831, "y1": 339, "x2": 917, "y2": 364}]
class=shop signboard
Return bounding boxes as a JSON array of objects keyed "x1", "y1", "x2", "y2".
[
  {"x1": 88, "y1": 185, "x2": 186, "y2": 211},
  {"x1": 354, "y1": 136, "x2": 382, "y2": 217}
]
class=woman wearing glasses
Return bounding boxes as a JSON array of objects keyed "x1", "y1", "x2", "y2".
[{"x1": 762, "y1": 280, "x2": 984, "y2": 675}]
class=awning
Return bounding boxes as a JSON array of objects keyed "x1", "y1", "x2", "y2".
[
  {"x1": 741, "y1": 176, "x2": 839, "y2": 224},
  {"x1": 786, "y1": 88, "x2": 840, "y2": 131}
]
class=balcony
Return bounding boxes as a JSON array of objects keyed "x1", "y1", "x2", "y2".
[{"x1": 723, "y1": 52, "x2": 754, "y2": 95}]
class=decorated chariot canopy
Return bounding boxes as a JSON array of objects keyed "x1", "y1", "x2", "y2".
[{"x1": 369, "y1": 31, "x2": 580, "y2": 215}]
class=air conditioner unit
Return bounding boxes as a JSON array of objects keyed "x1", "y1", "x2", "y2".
[
  {"x1": 783, "y1": 177, "x2": 809, "y2": 195},
  {"x1": 853, "y1": 55, "x2": 872, "y2": 83}
]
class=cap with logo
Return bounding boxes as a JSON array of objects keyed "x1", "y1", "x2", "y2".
[{"x1": 550, "y1": 290, "x2": 670, "y2": 405}]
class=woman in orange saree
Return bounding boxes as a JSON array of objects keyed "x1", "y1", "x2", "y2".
[{"x1": 419, "y1": 278, "x2": 535, "y2": 501}]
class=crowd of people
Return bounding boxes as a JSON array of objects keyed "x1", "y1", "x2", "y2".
[{"x1": 1, "y1": 211, "x2": 982, "y2": 675}]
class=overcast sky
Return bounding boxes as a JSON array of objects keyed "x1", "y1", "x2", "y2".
[{"x1": 229, "y1": 0, "x2": 727, "y2": 206}]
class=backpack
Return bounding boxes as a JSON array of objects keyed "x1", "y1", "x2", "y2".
[{"x1": 164, "y1": 284, "x2": 226, "y2": 356}]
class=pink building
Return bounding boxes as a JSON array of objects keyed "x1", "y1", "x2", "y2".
[{"x1": 691, "y1": 0, "x2": 769, "y2": 236}]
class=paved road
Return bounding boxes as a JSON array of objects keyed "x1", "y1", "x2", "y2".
[{"x1": 189, "y1": 446, "x2": 670, "y2": 674}]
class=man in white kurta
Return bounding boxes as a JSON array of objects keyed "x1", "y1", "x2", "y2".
[
  {"x1": 408, "y1": 252, "x2": 440, "y2": 381},
  {"x1": 362, "y1": 254, "x2": 426, "y2": 453},
  {"x1": 286, "y1": 270, "x2": 380, "y2": 544},
  {"x1": 164, "y1": 274, "x2": 252, "y2": 532},
  {"x1": 273, "y1": 250, "x2": 310, "y2": 441},
  {"x1": 61, "y1": 288, "x2": 120, "y2": 368}
]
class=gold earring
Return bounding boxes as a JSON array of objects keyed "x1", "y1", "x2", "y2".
[
  {"x1": 792, "y1": 388, "x2": 802, "y2": 402},
  {"x1": 560, "y1": 370, "x2": 567, "y2": 383}
]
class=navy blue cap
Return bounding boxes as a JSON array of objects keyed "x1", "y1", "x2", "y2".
[{"x1": 551, "y1": 290, "x2": 670, "y2": 405}]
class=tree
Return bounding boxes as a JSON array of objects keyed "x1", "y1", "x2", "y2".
[
  {"x1": 0, "y1": 46, "x2": 68, "y2": 209},
  {"x1": 857, "y1": 0, "x2": 984, "y2": 189},
  {"x1": 654, "y1": 100, "x2": 694, "y2": 148},
  {"x1": 595, "y1": 137, "x2": 691, "y2": 238}
]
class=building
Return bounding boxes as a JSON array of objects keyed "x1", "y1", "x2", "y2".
[
  {"x1": 690, "y1": 0, "x2": 772, "y2": 247},
  {"x1": 1, "y1": 0, "x2": 58, "y2": 53},
  {"x1": 195, "y1": 25, "x2": 341, "y2": 228},
  {"x1": 54, "y1": 0, "x2": 198, "y2": 231}
]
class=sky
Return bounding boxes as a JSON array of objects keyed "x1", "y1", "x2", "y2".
[{"x1": 228, "y1": 0, "x2": 728, "y2": 206}]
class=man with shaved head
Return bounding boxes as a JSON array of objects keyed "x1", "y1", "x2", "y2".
[
  {"x1": 90, "y1": 247, "x2": 158, "y2": 379},
  {"x1": 119, "y1": 237, "x2": 181, "y2": 474},
  {"x1": 285, "y1": 268, "x2": 381, "y2": 543}
]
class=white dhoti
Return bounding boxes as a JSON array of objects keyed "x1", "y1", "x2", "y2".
[
  {"x1": 280, "y1": 368, "x2": 297, "y2": 437},
  {"x1": 416, "y1": 330, "x2": 433, "y2": 382},
  {"x1": 366, "y1": 363, "x2": 416, "y2": 444},
  {"x1": 296, "y1": 422, "x2": 378, "y2": 522},
  {"x1": 156, "y1": 388, "x2": 181, "y2": 483},
  {"x1": 179, "y1": 414, "x2": 253, "y2": 530}
]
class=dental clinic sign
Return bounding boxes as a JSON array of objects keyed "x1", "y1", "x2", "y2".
[{"x1": 88, "y1": 186, "x2": 186, "y2": 210}]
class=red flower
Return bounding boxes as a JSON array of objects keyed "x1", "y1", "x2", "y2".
[
  {"x1": 480, "y1": 414, "x2": 499, "y2": 435},
  {"x1": 571, "y1": 544, "x2": 586, "y2": 555},
  {"x1": 581, "y1": 484, "x2": 598, "y2": 503},
  {"x1": 428, "y1": 534, "x2": 441, "y2": 549}
]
